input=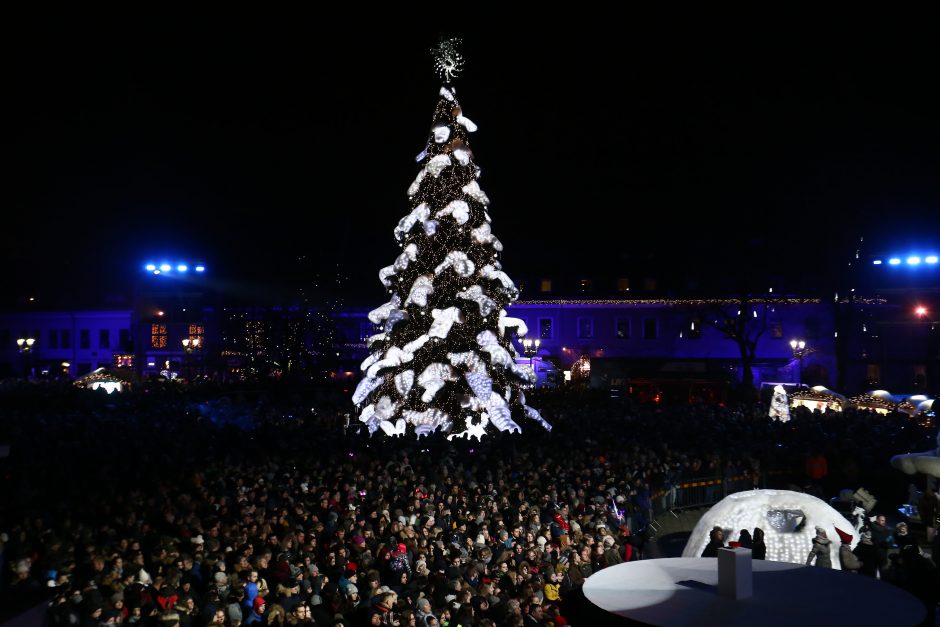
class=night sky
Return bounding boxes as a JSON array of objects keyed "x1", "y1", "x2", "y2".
[{"x1": 6, "y1": 15, "x2": 940, "y2": 305}]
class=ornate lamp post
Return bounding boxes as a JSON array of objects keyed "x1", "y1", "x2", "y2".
[
  {"x1": 16, "y1": 336, "x2": 36, "y2": 378},
  {"x1": 182, "y1": 337, "x2": 201, "y2": 379},
  {"x1": 790, "y1": 338, "x2": 808, "y2": 386},
  {"x1": 521, "y1": 337, "x2": 540, "y2": 380}
]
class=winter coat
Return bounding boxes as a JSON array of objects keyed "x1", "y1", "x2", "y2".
[
  {"x1": 751, "y1": 540, "x2": 767, "y2": 560},
  {"x1": 839, "y1": 544, "x2": 861, "y2": 573},
  {"x1": 806, "y1": 537, "x2": 832, "y2": 568}
]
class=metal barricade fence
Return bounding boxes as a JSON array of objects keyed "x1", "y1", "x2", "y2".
[{"x1": 654, "y1": 474, "x2": 757, "y2": 515}]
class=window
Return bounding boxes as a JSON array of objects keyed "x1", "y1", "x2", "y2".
[
  {"x1": 119, "y1": 329, "x2": 130, "y2": 350},
  {"x1": 113, "y1": 354, "x2": 134, "y2": 369},
  {"x1": 188, "y1": 324, "x2": 205, "y2": 346},
  {"x1": 0, "y1": 329, "x2": 9, "y2": 349},
  {"x1": 643, "y1": 318, "x2": 658, "y2": 340},
  {"x1": 48, "y1": 329, "x2": 59, "y2": 349},
  {"x1": 616, "y1": 319, "x2": 631, "y2": 339},
  {"x1": 539, "y1": 318, "x2": 553, "y2": 339},
  {"x1": 866, "y1": 364, "x2": 880, "y2": 384},
  {"x1": 770, "y1": 321, "x2": 784, "y2": 339},
  {"x1": 643, "y1": 277, "x2": 657, "y2": 291},
  {"x1": 80, "y1": 329, "x2": 90, "y2": 349},
  {"x1": 151, "y1": 324, "x2": 167, "y2": 349},
  {"x1": 688, "y1": 318, "x2": 702, "y2": 339},
  {"x1": 99, "y1": 329, "x2": 110, "y2": 349},
  {"x1": 577, "y1": 317, "x2": 594, "y2": 338},
  {"x1": 540, "y1": 279, "x2": 552, "y2": 293},
  {"x1": 61, "y1": 330, "x2": 71, "y2": 349},
  {"x1": 579, "y1": 279, "x2": 591, "y2": 293},
  {"x1": 617, "y1": 278, "x2": 630, "y2": 292}
]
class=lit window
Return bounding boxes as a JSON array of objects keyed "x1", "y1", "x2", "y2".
[
  {"x1": 617, "y1": 278, "x2": 630, "y2": 292},
  {"x1": 151, "y1": 324, "x2": 167, "y2": 348},
  {"x1": 579, "y1": 279, "x2": 591, "y2": 293},
  {"x1": 188, "y1": 324, "x2": 205, "y2": 346},
  {"x1": 616, "y1": 319, "x2": 630, "y2": 339},
  {"x1": 540, "y1": 279, "x2": 552, "y2": 292}
]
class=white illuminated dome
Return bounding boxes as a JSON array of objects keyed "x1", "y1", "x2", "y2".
[{"x1": 682, "y1": 489, "x2": 856, "y2": 569}]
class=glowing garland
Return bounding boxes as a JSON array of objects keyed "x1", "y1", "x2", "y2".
[
  {"x1": 354, "y1": 81, "x2": 546, "y2": 438},
  {"x1": 513, "y1": 298, "x2": 826, "y2": 306}
]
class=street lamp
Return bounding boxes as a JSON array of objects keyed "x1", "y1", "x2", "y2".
[
  {"x1": 182, "y1": 338, "x2": 201, "y2": 380},
  {"x1": 521, "y1": 337, "x2": 540, "y2": 373},
  {"x1": 790, "y1": 338, "x2": 808, "y2": 386},
  {"x1": 16, "y1": 337, "x2": 36, "y2": 352},
  {"x1": 16, "y1": 337, "x2": 36, "y2": 379}
]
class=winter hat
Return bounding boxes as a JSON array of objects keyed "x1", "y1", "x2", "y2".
[
  {"x1": 191, "y1": 535, "x2": 205, "y2": 546},
  {"x1": 226, "y1": 603, "x2": 242, "y2": 622},
  {"x1": 602, "y1": 535, "x2": 615, "y2": 548},
  {"x1": 310, "y1": 594, "x2": 323, "y2": 606},
  {"x1": 536, "y1": 536, "x2": 547, "y2": 548},
  {"x1": 346, "y1": 584, "x2": 358, "y2": 596},
  {"x1": 833, "y1": 527, "x2": 853, "y2": 544},
  {"x1": 814, "y1": 526, "x2": 827, "y2": 539},
  {"x1": 214, "y1": 571, "x2": 228, "y2": 584},
  {"x1": 397, "y1": 543, "x2": 407, "y2": 553},
  {"x1": 138, "y1": 569, "x2": 153, "y2": 585},
  {"x1": 252, "y1": 597, "x2": 266, "y2": 612}
]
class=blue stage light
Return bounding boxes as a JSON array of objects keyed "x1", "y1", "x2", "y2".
[
  {"x1": 160, "y1": 264, "x2": 172, "y2": 272},
  {"x1": 872, "y1": 259, "x2": 882, "y2": 265},
  {"x1": 907, "y1": 256, "x2": 921, "y2": 266},
  {"x1": 926, "y1": 256, "x2": 938, "y2": 264},
  {"x1": 145, "y1": 263, "x2": 156, "y2": 272},
  {"x1": 177, "y1": 264, "x2": 188, "y2": 272},
  {"x1": 888, "y1": 258, "x2": 902, "y2": 265},
  {"x1": 195, "y1": 265, "x2": 205, "y2": 272}
]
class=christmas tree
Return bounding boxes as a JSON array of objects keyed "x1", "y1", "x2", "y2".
[{"x1": 352, "y1": 40, "x2": 550, "y2": 439}]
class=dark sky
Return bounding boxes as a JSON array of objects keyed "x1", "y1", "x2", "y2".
[{"x1": 6, "y1": 14, "x2": 940, "y2": 305}]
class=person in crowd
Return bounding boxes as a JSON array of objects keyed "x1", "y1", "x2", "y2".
[
  {"x1": 806, "y1": 527, "x2": 832, "y2": 568},
  {"x1": 751, "y1": 528, "x2": 767, "y2": 560}
]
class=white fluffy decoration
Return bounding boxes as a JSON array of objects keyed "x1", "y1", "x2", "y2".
[
  {"x1": 456, "y1": 114, "x2": 477, "y2": 132},
  {"x1": 433, "y1": 125, "x2": 451, "y2": 143},
  {"x1": 447, "y1": 351, "x2": 487, "y2": 373},
  {"x1": 429, "y1": 307, "x2": 465, "y2": 339},
  {"x1": 366, "y1": 333, "x2": 386, "y2": 347},
  {"x1": 462, "y1": 180, "x2": 489, "y2": 205},
  {"x1": 401, "y1": 335, "x2": 430, "y2": 359},
  {"x1": 415, "y1": 148, "x2": 427, "y2": 163},
  {"x1": 440, "y1": 86, "x2": 454, "y2": 101},
  {"x1": 395, "y1": 204, "x2": 430, "y2": 240},
  {"x1": 404, "y1": 408, "x2": 451, "y2": 431},
  {"x1": 476, "y1": 330, "x2": 499, "y2": 347},
  {"x1": 379, "y1": 265, "x2": 396, "y2": 289},
  {"x1": 407, "y1": 169, "x2": 426, "y2": 197},
  {"x1": 423, "y1": 219, "x2": 439, "y2": 236},
  {"x1": 417, "y1": 363, "x2": 457, "y2": 402},
  {"x1": 394, "y1": 243, "x2": 418, "y2": 271},
  {"x1": 465, "y1": 371, "x2": 493, "y2": 400},
  {"x1": 352, "y1": 375, "x2": 384, "y2": 404},
  {"x1": 358, "y1": 404, "x2": 378, "y2": 432},
  {"x1": 447, "y1": 413, "x2": 489, "y2": 441},
  {"x1": 435, "y1": 251, "x2": 475, "y2": 277},
  {"x1": 395, "y1": 370, "x2": 415, "y2": 396},
  {"x1": 486, "y1": 395, "x2": 521, "y2": 433},
  {"x1": 374, "y1": 395, "x2": 398, "y2": 421},
  {"x1": 384, "y1": 309, "x2": 408, "y2": 333},
  {"x1": 360, "y1": 352, "x2": 381, "y2": 373},
  {"x1": 453, "y1": 148, "x2": 471, "y2": 166},
  {"x1": 426, "y1": 154, "x2": 452, "y2": 177},
  {"x1": 367, "y1": 347, "x2": 406, "y2": 378},
  {"x1": 436, "y1": 200, "x2": 470, "y2": 225},
  {"x1": 405, "y1": 275, "x2": 434, "y2": 307},
  {"x1": 470, "y1": 223, "x2": 502, "y2": 251},
  {"x1": 681, "y1": 489, "x2": 857, "y2": 569},
  {"x1": 511, "y1": 363, "x2": 536, "y2": 383},
  {"x1": 380, "y1": 419, "x2": 407, "y2": 437},
  {"x1": 484, "y1": 210, "x2": 492, "y2": 223},
  {"x1": 368, "y1": 295, "x2": 401, "y2": 324},
  {"x1": 498, "y1": 311, "x2": 528, "y2": 339},
  {"x1": 524, "y1": 405, "x2": 551, "y2": 431},
  {"x1": 480, "y1": 264, "x2": 517, "y2": 296},
  {"x1": 482, "y1": 344, "x2": 513, "y2": 368},
  {"x1": 459, "y1": 286, "x2": 497, "y2": 316}
]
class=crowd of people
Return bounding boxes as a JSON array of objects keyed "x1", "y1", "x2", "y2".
[{"x1": 0, "y1": 381, "x2": 937, "y2": 626}]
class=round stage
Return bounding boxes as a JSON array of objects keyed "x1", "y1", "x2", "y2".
[{"x1": 582, "y1": 558, "x2": 925, "y2": 626}]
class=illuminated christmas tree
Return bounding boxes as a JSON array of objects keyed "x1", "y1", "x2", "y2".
[{"x1": 352, "y1": 40, "x2": 549, "y2": 438}]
